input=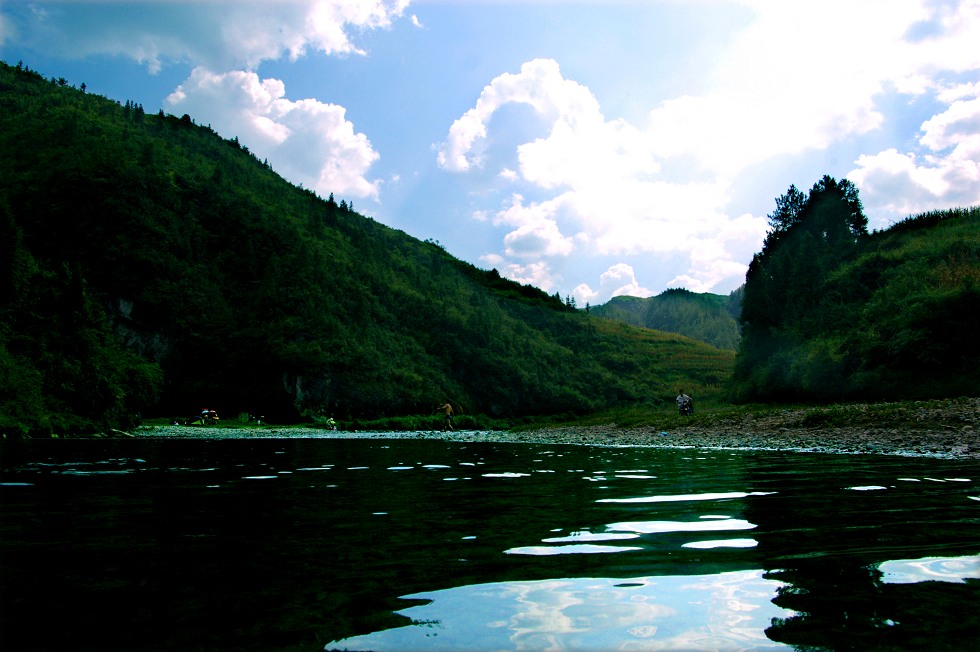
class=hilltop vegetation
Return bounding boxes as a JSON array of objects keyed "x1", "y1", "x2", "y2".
[
  {"x1": 0, "y1": 61, "x2": 733, "y2": 435},
  {"x1": 592, "y1": 288, "x2": 742, "y2": 350},
  {"x1": 733, "y1": 178, "x2": 980, "y2": 402}
]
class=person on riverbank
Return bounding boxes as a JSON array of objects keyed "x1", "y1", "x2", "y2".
[
  {"x1": 437, "y1": 402, "x2": 455, "y2": 431},
  {"x1": 676, "y1": 390, "x2": 693, "y2": 416}
]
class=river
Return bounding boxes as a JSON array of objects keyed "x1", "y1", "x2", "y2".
[{"x1": 1, "y1": 437, "x2": 977, "y2": 651}]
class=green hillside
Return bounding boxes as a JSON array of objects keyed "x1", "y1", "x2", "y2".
[
  {"x1": 734, "y1": 177, "x2": 980, "y2": 402},
  {"x1": 592, "y1": 288, "x2": 742, "y2": 350},
  {"x1": 0, "y1": 61, "x2": 733, "y2": 435}
]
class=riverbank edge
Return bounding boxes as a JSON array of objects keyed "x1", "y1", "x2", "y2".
[{"x1": 134, "y1": 421, "x2": 980, "y2": 460}]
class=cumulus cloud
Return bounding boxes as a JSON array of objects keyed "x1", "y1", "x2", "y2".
[
  {"x1": 9, "y1": 0, "x2": 978, "y2": 304},
  {"x1": 6, "y1": 2, "x2": 405, "y2": 199},
  {"x1": 438, "y1": 58, "x2": 768, "y2": 300},
  {"x1": 671, "y1": 213, "x2": 769, "y2": 292},
  {"x1": 497, "y1": 261, "x2": 556, "y2": 292},
  {"x1": 920, "y1": 96, "x2": 980, "y2": 155},
  {"x1": 167, "y1": 68, "x2": 380, "y2": 199},
  {"x1": 849, "y1": 81, "x2": 980, "y2": 222},
  {"x1": 439, "y1": 1, "x2": 980, "y2": 302},
  {"x1": 658, "y1": 0, "x2": 980, "y2": 224},
  {"x1": 437, "y1": 58, "x2": 655, "y2": 186},
  {"x1": 571, "y1": 263, "x2": 654, "y2": 308},
  {"x1": 437, "y1": 59, "x2": 583, "y2": 172},
  {"x1": 502, "y1": 220, "x2": 575, "y2": 258},
  {"x1": 7, "y1": 0, "x2": 410, "y2": 72},
  {"x1": 491, "y1": 194, "x2": 579, "y2": 258},
  {"x1": 644, "y1": 0, "x2": 970, "y2": 174}
]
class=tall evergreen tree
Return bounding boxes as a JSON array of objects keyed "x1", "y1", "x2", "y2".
[
  {"x1": 767, "y1": 183, "x2": 806, "y2": 233},
  {"x1": 734, "y1": 176, "x2": 868, "y2": 401}
]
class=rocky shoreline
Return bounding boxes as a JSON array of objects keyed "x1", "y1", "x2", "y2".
[{"x1": 136, "y1": 400, "x2": 980, "y2": 460}]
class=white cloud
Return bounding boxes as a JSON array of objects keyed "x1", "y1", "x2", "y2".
[
  {"x1": 502, "y1": 220, "x2": 575, "y2": 258},
  {"x1": 661, "y1": 0, "x2": 980, "y2": 224},
  {"x1": 920, "y1": 97, "x2": 980, "y2": 154},
  {"x1": 498, "y1": 261, "x2": 557, "y2": 292},
  {"x1": 9, "y1": 0, "x2": 979, "y2": 304},
  {"x1": 437, "y1": 58, "x2": 657, "y2": 187},
  {"x1": 599, "y1": 263, "x2": 652, "y2": 298},
  {"x1": 485, "y1": 183, "x2": 766, "y2": 300},
  {"x1": 645, "y1": 0, "x2": 948, "y2": 175},
  {"x1": 850, "y1": 81, "x2": 980, "y2": 222},
  {"x1": 670, "y1": 213, "x2": 768, "y2": 292},
  {"x1": 9, "y1": 0, "x2": 410, "y2": 72},
  {"x1": 439, "y1": 2, "x2": 980, "y2": 302},
  {"x1": 167, "y1": 68, "x2": 380, "y2": 199},
  {"x1": 6, "y1": 1, "x2": 405, "y2": 200},
  {"x1": 571, "y1": 263, "x2": 652, "y2": 307},
  {"x1": 571, "y1": 284, "x2": 598, "y2": 308},
  {"x1": 491, "y1": 194, "x2": 578, "y2": 258},
  {"x1": 937, "y1": 81, "x2": 980, "y2": 103},
  {"x1": 438, "y1": 59, "x2": 765, "y2": 299},
  {"x1": 850, "y1": 150, "x2": 949, "y2": 219},
  {"x1": 479, "y1": 253, "x2": 505, "y2": 268},
  {"x1": 581, "y1": 180, "x2": 735, "y2": 255},
  {"x1": 438, "y1": 59, "x2": 601, "y2": 173}
]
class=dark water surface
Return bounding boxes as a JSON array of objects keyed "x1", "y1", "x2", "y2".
[{"x1": 1, "y1": 437, "x2": 978, "y2": 651}]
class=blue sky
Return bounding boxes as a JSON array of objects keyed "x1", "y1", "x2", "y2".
[{"x1": 3, "y1": 1, "x2": 979, "y2": 305}]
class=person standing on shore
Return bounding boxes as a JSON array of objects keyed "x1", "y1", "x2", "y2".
[
  {"x1": 676, "y1": 390, "x2": 693, "y2": 416},
  {"x1": 437, "y1": 402, "x2": 455, "y2": 431}
]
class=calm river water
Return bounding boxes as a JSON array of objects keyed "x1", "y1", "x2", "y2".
[{"x1": 1, "y1": 436, "x2": 978, "y2": 651}]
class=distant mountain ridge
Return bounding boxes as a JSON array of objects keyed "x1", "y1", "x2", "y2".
[{"x1": 592, "y1": 288, "x2": 743, "y2": 350}]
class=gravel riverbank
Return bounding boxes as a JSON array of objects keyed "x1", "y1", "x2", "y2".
[{"x1": 135, "y1": 399, "x2": 980, "y2": 460}]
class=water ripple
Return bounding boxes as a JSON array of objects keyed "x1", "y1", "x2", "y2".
[
  {"x1": 608, "y1": 518, "x2": 757, "y2": 534},
  {"x1": 504, "y1": 544, "x2": 643, "y2": 556},
  {"x1": 598, "y1": 491, "x2": 775, "y2": 504}
]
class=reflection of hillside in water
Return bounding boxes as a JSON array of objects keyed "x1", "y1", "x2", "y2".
[{"x1": 739, "y1": 456, "x2": 980, "y2": 650}]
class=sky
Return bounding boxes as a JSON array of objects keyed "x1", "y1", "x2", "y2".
[{"x1": 2, "y1": 0, "x2": 979, "y2": 305}]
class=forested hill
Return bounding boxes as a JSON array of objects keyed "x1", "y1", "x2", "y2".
[
  {"x1": 733, "y1": 178, "x2": 980, "y2": 403},
  {"x1": 592, "y1": 289, "x2": 742, "y2": 350},
  {"x1": 0, "y1": 61, "x2": 734, "y2": 435}
]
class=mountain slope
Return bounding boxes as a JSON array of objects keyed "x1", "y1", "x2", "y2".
[
  {"x1": 0, "y1": 61, "x2": 734, "y2": 434},
  {"x1": 592, "y1": 288, "x2": 742, "y2": 350}
]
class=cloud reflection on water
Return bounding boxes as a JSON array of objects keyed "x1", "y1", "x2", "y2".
[
  {"x1": 608, "y1": 518, "x2": 757, "y2": 534},
  {"x1": 598, "y1": 491, "x2": 775, "y2": 504},
  {"x1": 504, "y1": 543, "x2": 644, "y2": 556},
  {"x1": 324, "y1": 570, "x2": 793, "y2": 651},
  {"x1": 684, "y1": 539, "x2": 759, "y2": 549},
  {"x1": 878, "y1": 555, "x2": 980, "y2": 584}
]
